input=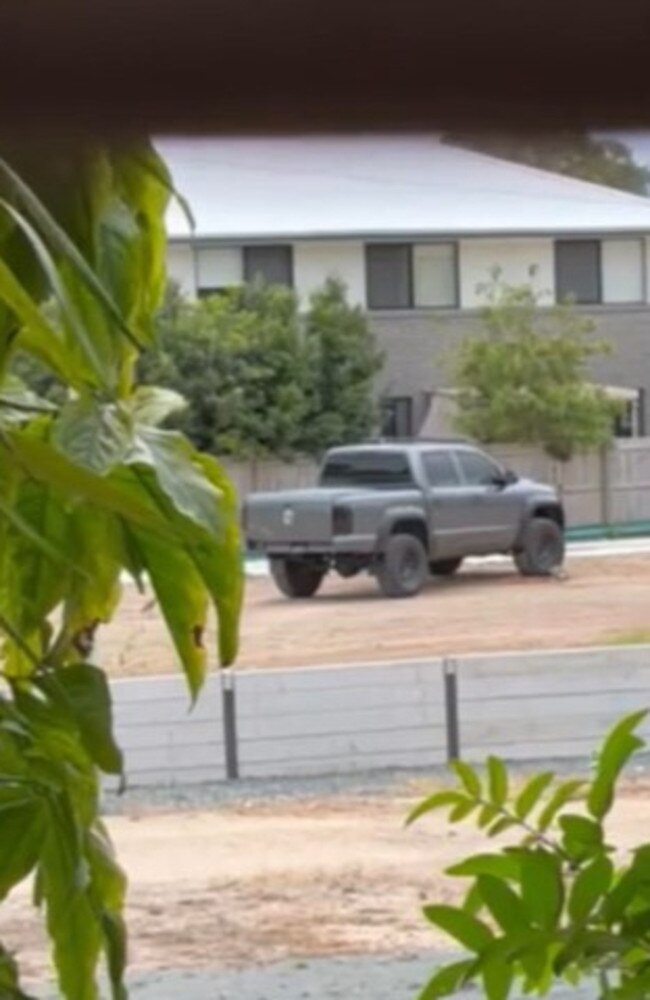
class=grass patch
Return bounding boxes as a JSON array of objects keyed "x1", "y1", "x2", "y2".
[{"x1": 603, "y1": 629, "x2": 650, "y2": 647}]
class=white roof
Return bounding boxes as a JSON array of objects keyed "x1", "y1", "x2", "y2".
[{"x1": 157, "y1": 135, "x2": 650, "y2": 242}]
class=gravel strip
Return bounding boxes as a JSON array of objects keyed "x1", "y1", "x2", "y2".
[{"x1": 100, "y1": 754, "x2": 650, "y2": 814}]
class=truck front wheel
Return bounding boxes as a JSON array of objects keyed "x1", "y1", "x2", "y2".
[
  {"x1": 270, "y1": 557, "x2": 326, "y2": 598},
  {"x1": 376, "y1": 534, "x2": 429, "y2": 598}
]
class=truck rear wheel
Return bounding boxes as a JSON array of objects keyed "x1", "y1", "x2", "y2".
[
  {"x1": 377, "y1": 534, "x2": 428, "y2": 598},
  {"x1": 514, "y1": 517, "x2": 565, "y2": 576},
  {"x1": 270, "y1": 557, "x2": 326, "y2": 598}
]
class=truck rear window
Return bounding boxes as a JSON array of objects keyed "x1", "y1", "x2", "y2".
[{"x1": 320, "y1": 451, "x2": 413, "y2": 488}]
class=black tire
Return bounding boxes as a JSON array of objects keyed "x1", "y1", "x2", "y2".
[
  {"x1": 514, "y1": 517, "x2": 565, "y2": 577},
  {"x1": 430, "y1": 557, "x2": 463, "y2": 576},
  {"x1": 270, "y1": 558, "x2": 326, "y2": 598},
  {"x1": 376, "y1": 533, "x2": 429, "y2": 598}
]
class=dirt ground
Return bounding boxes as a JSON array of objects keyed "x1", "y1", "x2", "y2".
[
  {"x1": 5, "y1": 781, "x2": 650, "y2": 983},
  {"x1": 98, "y1": 555, "x2": 650, "y2": 677}
]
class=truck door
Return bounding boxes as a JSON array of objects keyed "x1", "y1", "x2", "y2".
[
  {"x1": 420, "y1": 450, "x2": 469, "y2": 559},
  {"x1": 453, "y1": 448, "x2": 521, "y2": 553}
]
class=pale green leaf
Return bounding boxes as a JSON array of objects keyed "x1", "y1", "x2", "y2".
[
  {"x1": 407, "y1": 791, "x2": 467, "y2": 826},
  {"x1": 447, "y1": 853, "x2": 522, "y2": 882},
  {"x1": 482, "y1": 957, "x2": 514, "y2": 1000},
  {"x1": 477, "y1": 874, "x2": 529, "y2": 933},
  {"x1": 423, "y1": 904, "x2": 494, "y2": 952},
  {"x1": 53, "y1": 398, "x2": 132, "y2": 474},
  {"x1": 514, "y1": 771, "x2": 554, "y2": 820},
  {"x1": 417, "y1": 960, "x2": 474, "y2": 999},
  {"x1": 127, "y1": 385, "x2": 186, "y2": 426},
  {"x1": 521, "y1": 850, "x2": 564, "y2": 929},
  {"x1": 487, "y1": 756, "x2": 508, "y2": 807},
  {"x1": 42, "y1": 665, "x2": 123, "y2": 776},
  {"x1": 537, "y1": 779, "x2": 586, "y2": 832},
  {"x1": 568, "y1": 856, "x2": 613, "y2": 922},
  {"x1": 588, "y1": 711, "x2": 648, "y2": 820},
  {"x1": 451, "y1": 759, "x2": 482, "y2": 798}
]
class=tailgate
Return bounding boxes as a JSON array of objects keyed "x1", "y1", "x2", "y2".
[{"x1": 246, "y1": 494, "x2": 333, "y2": 545}]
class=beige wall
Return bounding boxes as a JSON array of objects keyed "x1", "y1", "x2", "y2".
[
  {"x1": 167, "y1": 242, "x2": 196, "y2": 296},
  {"x1": 293, "y1": 241, "x2": 365, "y2": 307},
  {"x1": 459, "y1": 238, "x2": 555, "y2": 307}
]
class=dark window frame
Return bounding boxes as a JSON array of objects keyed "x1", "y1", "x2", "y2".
[
  {"x1": 554, "y1": 239, "x2": 602, "y2": 305},
  {"x1": 380, "y1": 396, "x2": 413, "y2": 438},
  {"x1": 243, "y1": 243, "x2": 294, "y2": 288},
  {"x1": 365, "y1": 241, "x2": 458, "y2": 311}
]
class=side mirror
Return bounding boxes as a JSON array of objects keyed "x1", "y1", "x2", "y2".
[{"x1": 491, "y1": 468, "x2": 518, "y2": 489}]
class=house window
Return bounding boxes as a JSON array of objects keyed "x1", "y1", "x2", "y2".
[
  {"x1": 381, "y1": 396, "x2": 413, "y2": 438},
  {"x1": 602, "y1": 239, "x2": 644, "y2": 303},
  {"x1": 366, "y1": 242, "x2": 458, "y2": 309},
  {"x1": 413, "y1": 244, "x2": 457, "y2": 307},
  {"x1": 555, "y1": 238, "x2": 644, "y2": 305},
  {"x1": 196, "y1": 246, "x2": 241, "y2": 295},
  {"x1": 555, "y1": 240, "x2": 601, "y2": 304},
  {"x1": 243, "y1": 245, "x2": 293, "y2": 287},
  {"x1": 366, "y1": 245, "x2": 411, "y2": 309}
]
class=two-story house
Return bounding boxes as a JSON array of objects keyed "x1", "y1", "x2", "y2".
[{"x1": 160, "y1": 135, "x2": 650, "y2": 437}]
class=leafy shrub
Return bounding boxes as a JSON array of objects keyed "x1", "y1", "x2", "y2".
[{"x1": 410, "y1": 712, "x2": 650, "y2": 999}]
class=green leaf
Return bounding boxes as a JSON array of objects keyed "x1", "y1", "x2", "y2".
[
  {"x1": 482, "y1": 957, "x2": 514, "y2": 1000},
  {"x1": 451, "y1": 759, "x2": 481, "y2": 798},
  {"x1": 53, "y1": 398, "x2": 132, "y2": 474},
  {"x1": 45, "y1": 665, "x2": 123, "y2": 775},
  {"x1": 417, "y1": 960, "x2": 474, "y2": 999},
  {"x1": 0, "y1": 943, "x2": 38, "y2": 1000},
  {"x1": 129, "y1": 524, "x2": 209, "y2": 699},
  {"x1": 521, "y1": 850, "x2": 564, "y2": 929},
  {"x1": 487, "y1": 756, "x2": 508, "y2": 807},
  {"x1": 569, "y1": 856, "x2": 613, "y2": 922},
  {"x1": 127, "y1": 385, "x2": 186, "y2": 426},
  {"x1": 588, "y1": 711, "x2": 648, "y2": 820},
  {"x1": 514, "y1": 771, "x2": 554, "y2": 820},
  {"x1": 423, "y1": 904, "x2": 494, "y2": 952},
  {"x1": 559, "y1": 813, "x2": 604, "y2": 863},
  {"x1": 449, "y1": 797, "x2": 478, "y2": 822},
  {"x1": 487, "y1": 817, "x2": 517, "y2": 838},
  {"x1": 477, "y1": 874, "x2": 529, "y2": 933},
  {"x1": 407, "y1": 791, "x2": 467, "y2": 826},
  {"x1": 0, "y1": 793, "x2": 46, "y2": 900},
  {"x1": 128, "y1": 428, "x2": 223, "y2": 536},
  {"x1": 447, "y1": 853, "x2": 522, "y2": 881},
  {"x1": 479, "y1": 804, "x2": 501, "y2": 829},
  {"x1": 537, "y1": 779, "x2": 586, "y2": 832},
  {"x1": 39, "y1": 797, "x2": 103, "y2": 1000},
  {"x1": 0, "y1": 156, "x2": 143, "y2": 352}
]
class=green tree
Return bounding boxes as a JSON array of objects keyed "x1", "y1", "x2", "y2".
[
  {"x1": 444, "y1": 132, "x2": 650, "y2": 195},
  {"x1": 299, "y1": 278, "x2": 382, "y2": 455},
  {"x1": 140, "y1": 281, "x2": 308, "y2": 457},
  {"x1": 0, "y1": 146, "x2": 241, "y2": 999},
  {"x1": 139, "y1": 278, "x2": 381, "y2": 459},
  {"x1": 409, "y1": 711, "x2": 650, "y2": 1000},
  {"x1": 454, "y1": 276, "x2": 620, "y2": 461}
]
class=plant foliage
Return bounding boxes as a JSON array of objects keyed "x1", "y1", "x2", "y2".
[
  {"x1": 0, "y1": 143, "x2": 242, "y2": 998},
  {"x1": 410, "y1": 711, "x2": 650, "y2": 999},
  {"x1": 453, "y1": 275, "x2": 621, "y2": 461},
  {"x1": 138, "y1": 278, "x2": 381, "y2": 458}
]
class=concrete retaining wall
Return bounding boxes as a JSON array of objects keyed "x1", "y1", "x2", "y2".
[{"x1": 110, "y1": 645, "x2": 650, "y2": 789}]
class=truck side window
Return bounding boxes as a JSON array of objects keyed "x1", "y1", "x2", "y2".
[
  {"x1": 422, "y1": 451, "x2": 460, "y2": 488},
  {"x1": 456, "y1": 450, "x2": 502, "y2": 486}
]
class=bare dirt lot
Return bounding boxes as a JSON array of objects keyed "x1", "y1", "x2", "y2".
[
  {"x1": 6, "y1": 781, "x2": 650, "y2": 983},
  {"x1": 98, "y1": 555, "x2": 650, "y2": 677}
]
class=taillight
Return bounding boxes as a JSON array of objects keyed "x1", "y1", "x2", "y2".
[{"x1": 332, "y1": 505, "x2": 353, "y2": 535}]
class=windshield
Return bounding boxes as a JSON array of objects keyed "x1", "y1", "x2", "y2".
[{"x1": 320, "y1": 450, "x2": 414, "y2": 488}]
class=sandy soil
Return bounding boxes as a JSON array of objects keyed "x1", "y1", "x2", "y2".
[
  {"x1": 97, "y1": 555, "x2": 650, "y2": 677},
  {"x1": 5, "y1": 781, "x2": 650, "y2": 983}
]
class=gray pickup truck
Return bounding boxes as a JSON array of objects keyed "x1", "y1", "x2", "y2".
[{"x1": 244, "y1": 441, "x2": 565, "y2": 599}]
